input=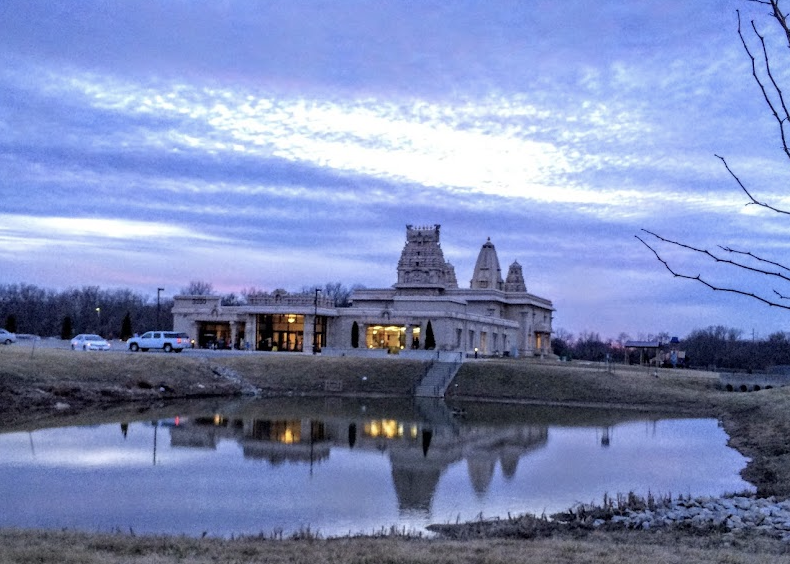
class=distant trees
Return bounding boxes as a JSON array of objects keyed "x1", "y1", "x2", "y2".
[
  {"x1": 0, "y1": 281, "x2": 364, "y2": 338},
  {"x1": 302, "y1": 282, "x2": 365, "y2": 307},
  {"x1": 0, "y1": 284, "x2": 171, "y2": 337},
  {"x1": 552, "y1": 324, "x2": 790, "y2": 371},
  {"x1": 120, "y1": 312, "x2": 133, "y2": 341},
  {"x1": 181, "y1": 280, "x2": 215, "y2": 296},
  {"x1": 682, "y1": 325, "x2": 790, "y2": 370},
  {"x1": 60, "y1": 316, "x2": 73, "y2": 340},
  {"x1": 551, "y1": 335, "x2": 573, "y2": 359}
]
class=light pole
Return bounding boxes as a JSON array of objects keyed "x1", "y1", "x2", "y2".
[
  {"x1": 157, "y1": 287, "x2": 164, "y2": 328},
  {"x1": 313, "y1": 288, "x2": 321, "y2": 354},
  {"x1": 95, "y1": 307, "x2": 101, "y2": 333}
]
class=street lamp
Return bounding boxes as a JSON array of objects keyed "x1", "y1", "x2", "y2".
[
  {"x1": 157, "y1": 288, "x2": 164, "y2": 328},
  {"x1": 95, "y1": 307, "x2": 101, "y2": 333},
  {"x1": 313, "y1": 288, "x2": 321, "y2": 354}
]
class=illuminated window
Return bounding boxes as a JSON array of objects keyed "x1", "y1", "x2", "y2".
[{"x1": 365, "y1": 325, "x2": 406, "y2": 351}]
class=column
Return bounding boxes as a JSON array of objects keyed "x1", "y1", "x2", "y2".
[
  {"x1": 230, "y1": 322, "x2": 238, "y2": 350},
  {"x1": 246, "y1": 315, "x2": 257, "y2": 350},
  {"x1": 305, "y1": 314, "x2": 316, "y2": 353},
  {"x1": 519, "y1": 311, "x2": 529, "y2": 357}
]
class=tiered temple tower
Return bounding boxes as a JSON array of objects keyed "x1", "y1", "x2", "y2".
[
  {"x1": 396, "y1": 224, "x2": 458, "y2": 289},
  {"x1": 504, "y1": 261, "x2": 527, "y2": 293}
]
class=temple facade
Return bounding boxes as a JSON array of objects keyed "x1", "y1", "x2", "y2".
[{"x1": 172, "y1": 224, "x2": 554, "y2": 357}]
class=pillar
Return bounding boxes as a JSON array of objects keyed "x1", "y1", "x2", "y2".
[
  {"x1": 230, "y1": 322, "x2": 238, "y2": 350},
  {"x1": 246, "y1": 315, "x2": 257, "y2": 350},
  {"x1": 305, "y1": 314, "x2": 316, "y2": 353}
]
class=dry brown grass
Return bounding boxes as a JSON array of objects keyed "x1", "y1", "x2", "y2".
[
  {"x1": 221, "y1": 354, "x2": 425, "y2": 395},
  {"x1": 1, "y1": 529, "x2": 788, "y2": 564},
  {"x1": 449, "y1": 359, "x2": 723, "y2": 412},
  {"x1": 0, "y1": 349, "x2": 426, "y2": 428}
]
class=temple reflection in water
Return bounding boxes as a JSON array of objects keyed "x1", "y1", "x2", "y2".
[{"x1": 165, "y1": 403, "x2": 549, "y2": 514}]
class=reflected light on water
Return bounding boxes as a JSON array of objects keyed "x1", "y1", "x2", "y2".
[{"x1": 0, "y1": 400, "x2": 754, "y2": 538}]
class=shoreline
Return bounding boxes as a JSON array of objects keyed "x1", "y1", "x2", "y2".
[{"x1": 2, "y1": 346, "x2": 790, "y2": 562}]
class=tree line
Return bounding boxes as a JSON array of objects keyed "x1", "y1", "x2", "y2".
[
  {"x1": 0, "y1": 284, "x2": 173, "y2": 340},
  {"x1": 0, "y1": 281, "x2": 362, "y2": 340},
  {"x1": 552, "y1": 326, "x2": 790, "y2": 372}
]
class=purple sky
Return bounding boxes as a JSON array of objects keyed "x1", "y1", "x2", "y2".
[{"x1": 2, "y1": 0, "x2": 789, "y2": 340}]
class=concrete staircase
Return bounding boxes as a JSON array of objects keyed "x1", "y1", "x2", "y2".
[{"x1": 415, "y1": 361, "x2": 462, "y2": 397}]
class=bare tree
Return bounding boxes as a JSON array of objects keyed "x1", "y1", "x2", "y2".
[
  {"x1": 638, "y1": 0, "x2": 790, "y2": 310},
  {"x1": 181, "y1": 280, "x2": 215, "y2": 296}
]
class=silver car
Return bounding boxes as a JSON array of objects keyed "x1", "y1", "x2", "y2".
[
  {"x1": 70, "y1": 334, "x2": 111, "y2": 351},
  {"x1": 0, "y1": 329, "x2": 16, "y2": 345}
]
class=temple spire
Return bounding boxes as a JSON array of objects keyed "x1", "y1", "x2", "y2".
[{"x1": 470, "y1": 237, "x2": 503, "y2": 290}]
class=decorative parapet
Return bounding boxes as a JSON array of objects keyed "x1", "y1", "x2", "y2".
[
  {"x1": 247, "y1": 294, "x2": 335, "y2": 308},
  {"x1": 172, "y1": 295, "x2": 222, "y2": 313}
]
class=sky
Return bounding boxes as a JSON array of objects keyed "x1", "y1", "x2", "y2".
[{"x1": 2, "y1": 0, "x2": 790, "y2": 341}]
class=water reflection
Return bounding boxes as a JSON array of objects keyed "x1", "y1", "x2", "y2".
[
  {"x1": 0, "y1": 398, "x2": 754, "y2": 537},
  {"x1": 153, "y1": 401, "x2": 550, "y2": 511}
]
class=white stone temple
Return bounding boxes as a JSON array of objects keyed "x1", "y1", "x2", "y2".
[{"x1": 172, "y1": 224, "x2": 554, "y2": 357}]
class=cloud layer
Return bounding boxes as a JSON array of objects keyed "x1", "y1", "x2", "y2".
[{"x1": 3, "y1": 0, "x2": 790, "y2": 338}]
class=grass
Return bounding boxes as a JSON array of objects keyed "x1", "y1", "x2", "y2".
[
  {"x1": 449, "y1": 359, "x2": 723, "y2": 411},
  {"x1": 2, "y1": 348, "x2": 790, "y2": 562},
  {"x1": 222, "y1": 354, "x2": 426, "y2": 395},
  {"x1": 1, "y1": 528, "x2": 789, "y2": 564}
]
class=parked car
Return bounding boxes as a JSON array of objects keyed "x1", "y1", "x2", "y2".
[
  {"x1": 0, "y1": 328, "x2": 16, "y2": 345},
  {"x1": 127, "y1": 331, "x2": 191, "y2": 353},
  {"x1": 71, "y1": 334, "x2": 111, "y2": 351}
]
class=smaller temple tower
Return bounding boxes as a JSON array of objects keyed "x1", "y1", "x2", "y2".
[
  {"x1": 470, "y1": 238, "x2": 504, "y2": 290},
  {"x1": 504, "y1": 261, "x2": 527, "y2": 293}
]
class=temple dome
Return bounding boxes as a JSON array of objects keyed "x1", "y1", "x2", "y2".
[{"x1": 470, "y1": 237, "x2": 504, "y2": 290}]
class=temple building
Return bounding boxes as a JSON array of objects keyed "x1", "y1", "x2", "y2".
[{"x1": 172, "y1": 224, "x2": 554, "y2": 357}]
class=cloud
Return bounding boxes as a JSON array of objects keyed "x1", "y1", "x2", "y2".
[{"x1": 2, "y1": 0, "x2": 790, "y2": 339}]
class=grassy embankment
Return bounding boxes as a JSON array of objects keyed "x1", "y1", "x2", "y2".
[
  {"x1": 2, "y1": 527, "x2": 789, "y2": 564},
  {"x1": 2, "y1": 347, "x2": 790, "y2": 563}
]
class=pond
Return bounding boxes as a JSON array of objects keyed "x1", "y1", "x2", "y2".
[{"x1": 0, "y1": 397, "x2": 753, "y2": 538}]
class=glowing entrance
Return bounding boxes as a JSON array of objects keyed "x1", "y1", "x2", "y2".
[{"x1": 366, "y1": 325, "x2": 406, "y2": 353}]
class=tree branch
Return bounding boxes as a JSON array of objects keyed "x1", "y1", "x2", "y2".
[
  {"x1": 738, "y1": 8, "x2": 790, "y2": 163},
  {"x1": 719, "y1": 244, "x2": 790, "y2": 274},
  {"x1": 715, "y1": 153, "x2": 790, "y2": 213},
  {"x1": 636, "y1": 233, "x2": 790, "y2": 310},
  {"x1": 638, "y1": 2, "x2": 790, "y2": 312},
  {"x1": 641, "y1": 229, "x2": 790, "y2": 281}
]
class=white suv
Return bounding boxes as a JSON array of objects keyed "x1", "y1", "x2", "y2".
[
  {"x1": 0, "y1": 329, "x2": 16, "y2": 345},
  {"x1": 127, "y1": 331, "x2": 191, "y2": 353}
]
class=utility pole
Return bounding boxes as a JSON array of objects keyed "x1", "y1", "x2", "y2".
[
  {"x1": 157, "y1": 288, "x2": 164, "y2": 328},
  {"x1": 313, "y1": 288, "x2": 321, "y2": 354}
]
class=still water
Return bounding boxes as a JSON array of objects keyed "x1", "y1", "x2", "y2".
[{"x1": 0, "y1": 398, "x2": 753, "y2": 537}]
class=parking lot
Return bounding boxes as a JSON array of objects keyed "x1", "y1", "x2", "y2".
[{"x1": 4, "y1": 336, "x2": 259, "y2": 358}]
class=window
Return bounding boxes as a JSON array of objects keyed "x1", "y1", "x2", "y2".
[{"x1": 366, "y1": 325, "x2": 406, "y2": 352}]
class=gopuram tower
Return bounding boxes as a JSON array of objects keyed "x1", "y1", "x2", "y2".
[{"x1": 395, "y1": 224, "x2": 458, "y2": 292}]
